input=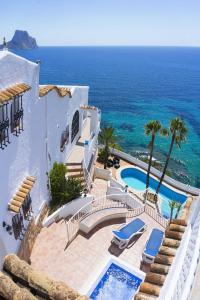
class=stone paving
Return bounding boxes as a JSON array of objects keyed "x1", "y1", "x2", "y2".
[{"x1": 31, "y1": 209, "x2": 163, "y2": 293}]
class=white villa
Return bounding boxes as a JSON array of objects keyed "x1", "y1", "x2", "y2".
[
  {"x1": 0, "y1": 49, "x2": 100, "y2": 261},
  {"x1": 0, "y1": 49, "x2": 200, "y2": 300}
]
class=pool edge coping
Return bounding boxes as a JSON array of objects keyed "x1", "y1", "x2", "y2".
[
  {"x1": 116, "y1": 165, "x2": 189, "y2": 198},
  {"x1": 80, "y1": 255, "x2": 145, "y2": 297}
]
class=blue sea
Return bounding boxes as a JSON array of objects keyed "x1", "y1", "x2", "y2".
[{"x1": 13, "y1": 46, "x2": 200, "y2": 187}]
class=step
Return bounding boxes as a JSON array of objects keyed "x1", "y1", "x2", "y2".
[
  {"x1": 159, "y1": 246, "x2": 177, "y2": 256},
  {"x1": 154, "y1": 254, "x2": 174, "y2": 266},
  {"x1": 169, "y1": 223, "x2": 186, "y2": 233},
  {"x1": 65, "y1": 162, "x2": 82, "y2": 166},
  {"x1": 67, "y1": 168, "x2": 83, "y2": 173},
  {"x1": 162, "y1": 238, "x2": 180, "y2": 248},
  {"x1": 139, "y1": 282, "x2": 161, "y2": 297},
  {"x1": 69, "y1": 173, "x2": 84, "y2": 178},
  {"x1": 135, "y1": 292, "x2": 158, "y2": 300},
  {"x1": 170, "y1": 219, "x2": 187, "y2": 226},
  {"x1": 145, "y1": 272, "x2": 166, "y2": 286},
  {"x1": 165, "y1": 229, "x2": 183, "y2": 241},
  {"x1": 150, "y1": 263, "x2": 169, "y2": 275}
]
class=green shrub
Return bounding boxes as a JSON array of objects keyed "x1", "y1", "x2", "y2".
[
  {"x1": 65, "y1": 177, "x2": 83, "y2": 203},
  {"x1": 49, "y1": 162, "x2": 67, "y2": 208},
  {"x1": 97, "y1": 148, "x2": 108, "y2": 163},
  {"x1": 49, "y1": 162, "x2": 83, "y2": 212}
]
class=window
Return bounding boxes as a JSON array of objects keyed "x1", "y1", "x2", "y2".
[
  {"x1": 12, "y1": 212, "x2": 25, "y2": 240},
  {"x1": 71, "y1": 110, "x2": 79, "y2": 143},
  {"x1": 60, "y1": 125, "x2": 69, "y2": 152},
  {"x1": 0, "y1": 104, "x2": 10, "y2": 149},
  {"x1": 10, "y1": 95, "x2": 24, "y2": 136},
  {"x1": 22, "y1": 193, "x2": 33, "y2": 220}
]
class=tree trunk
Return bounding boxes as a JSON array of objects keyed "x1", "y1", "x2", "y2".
[
  {"x1": 145, "y1": 134, "x2": 155, "y2": 202},
  {"x1": 175, "y1": 204, "x2": 181, "y2": 219},
  {"x1": 169, "y1": 206, "x2": 174, "y2": 224},
  {"x1": 104, "y1": 145, "x2": 109, "y2": 169},
  {"x1": 156, "y1": 133, "x2": 175, "y2": 195},
  {"x1": 146, "y1": 134, "x2": 155, "y2": 190}
]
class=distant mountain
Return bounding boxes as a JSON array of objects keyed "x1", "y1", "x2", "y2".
[{"x1": 0, "y1": 30, "x2": 38, "y2": 50}]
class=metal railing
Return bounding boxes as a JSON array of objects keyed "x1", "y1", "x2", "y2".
[
  {"x1": 65, "y1": 191, "x2": 168, "y2": 247},
  {"x1": 65, "y1": 194, "x2": 149, "y2": 246},
  {"x1": 144, "y1": 204, "x2": 169, "y2": 228},
  {"x1": 109, "y1": 148, "x2": 200, "y2": 196}
]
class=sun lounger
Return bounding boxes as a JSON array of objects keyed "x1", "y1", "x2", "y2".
[
  {"x1": 112, "y1": 218, "x2": 147, "y2": 249},
  {"x1": 142, "y1": 228, "x2": 164, "y2": 263}
]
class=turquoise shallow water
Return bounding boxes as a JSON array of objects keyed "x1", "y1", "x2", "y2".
[{"x1": 14, "y1": 46, "x2": 200, "y2": 187}]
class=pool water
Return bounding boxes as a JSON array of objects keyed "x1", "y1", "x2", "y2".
[
  {"x1": 89, "y1": 263, "x2": 142, "y2": 300},
  {"x1": 120, "y1": 168, "x2": 187, "y2": 219}
]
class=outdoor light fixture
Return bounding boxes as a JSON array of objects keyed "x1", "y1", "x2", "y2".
[
  {"x1": 83, "y1": 188, "x2": 88, "y2": 197},
  {"x1": 2, "y1": 221, "x2": 12, "y2": 235}
]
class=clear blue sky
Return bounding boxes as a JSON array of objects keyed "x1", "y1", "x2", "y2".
[{"x1": 1, "y1": 0, "x2": 200, "y2": 46}]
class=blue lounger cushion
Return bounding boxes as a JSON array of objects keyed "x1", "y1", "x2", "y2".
[
  {"x1": 113, "y1": 218, "x2": 145, "y2": 241},
  {"x1": 144, "y1": 228, "x2": 164, "y2": 257}
]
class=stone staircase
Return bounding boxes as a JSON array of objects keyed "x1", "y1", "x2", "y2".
[
  {"x1": 135, "y1": 219, "x2": 187, "y2": 300},
  {"x1": 65, "y1": 162, "x2": 86, "y2": 188}
]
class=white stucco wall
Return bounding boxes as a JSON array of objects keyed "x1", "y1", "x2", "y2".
[
  {"x1": 0, "y1": 51, "x2": 91, "y2": 259},
  {"x1": 43, "y1": 195, "x2": 94, "y2": 227},
  {"x1": 0, "y1": 51, "x2": 48, "y2": 255},
  {"x1": 42, "y1": 85, "x2": 89, "y2": 169}
]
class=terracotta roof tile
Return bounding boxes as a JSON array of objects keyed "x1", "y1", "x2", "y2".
[
  {"x1": 39, "y1": 85, "x2": 72, "y2": 98},
  {"x1": 8, "y1": 176, "x2": 36, "y2": 213},
  {"x1": 80, "y1": 105, "x2": 97, "y2": 111},
  {"x1": 0, "y1": 83, "x2": 31, "y2": 103}
]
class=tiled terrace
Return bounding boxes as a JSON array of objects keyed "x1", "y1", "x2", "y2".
[{"x1": 31, "y1": 210, "x2": 163, "y2": 293}]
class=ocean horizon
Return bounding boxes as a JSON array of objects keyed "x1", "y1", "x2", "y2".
[{"x1": 13, "y1": 46, "x2": 200, "y2": 187}]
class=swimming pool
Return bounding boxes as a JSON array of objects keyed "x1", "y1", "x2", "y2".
[
  {"x1": 120, "y1": 167, "x2": 187, "y2": 219},
  {"x1": 88, "y1": 261, "x2": 143, "y2": 300}
]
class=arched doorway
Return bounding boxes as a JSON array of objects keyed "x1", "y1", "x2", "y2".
[{"x1": 71, "y1": 110, "x2": 79, "y2": 142}]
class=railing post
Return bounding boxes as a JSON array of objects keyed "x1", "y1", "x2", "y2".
[{"x1": 65, "y1": 220, "x2": 70, "y2": 245}]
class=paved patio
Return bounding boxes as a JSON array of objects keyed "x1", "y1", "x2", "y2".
[
  {"x1": 91, "y1": 178, "x2": 108, "y2": 198},
  {"x1": 31, "y1": 211, "x2": 163, "y2": 293}
]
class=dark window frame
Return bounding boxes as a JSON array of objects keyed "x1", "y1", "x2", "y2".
[
  {"x1": 22, "y1": 193, "x2": 33, "y2": 220},
  {"x1": 71, "y1": 110, "x2": 79, "y2": 143},
  {"x1": 0, "y1": 103, "x2": 10, "y2": 149},
  {"x1": 10, "y1": 94, "x2": 24, "y2": 136},
  {"x1": 12, "y1": 212, "x2": 25, "y2": 240},
  {"x1": 60, "y1": 125, "x2": 70, "y2": 152}
]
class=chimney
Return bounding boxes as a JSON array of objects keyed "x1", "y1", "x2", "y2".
[{"x1": 2, "y1": 37, "x2": 8, "y2": 51}]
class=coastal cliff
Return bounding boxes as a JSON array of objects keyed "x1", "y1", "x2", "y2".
[{"x1": 0, "y1": 30, "x2": 38, "y2": 50}]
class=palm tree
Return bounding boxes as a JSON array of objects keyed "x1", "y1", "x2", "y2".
[
  {"x1": 156, "y1": 117, "x2": 187, "y2": 195},
  {"x1": 144, "y1": 121, "x2": 162, "y2": 199},
  {"x1": 169, "y1": 200, "x2": 177, "y2": 223},
  {"x1": 174, "y1": 203, "x2": 182, "y2": 219},
  {"x1": 98, "y1": 126, "x2": 118, "y2": 169}
]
